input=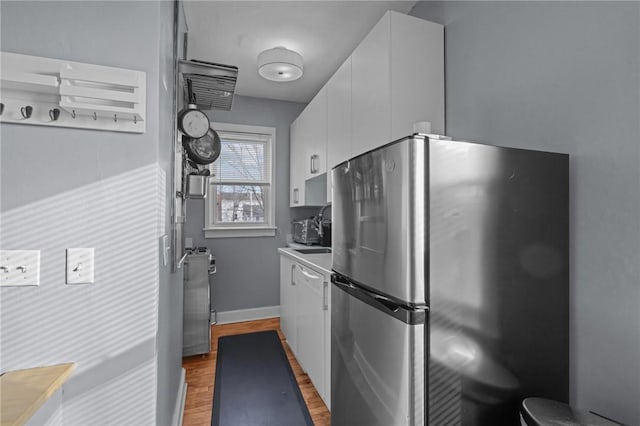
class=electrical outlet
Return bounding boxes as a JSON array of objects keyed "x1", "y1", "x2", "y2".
[
  {"x1": 0, "y1": 250, "x2": 40, "y2": 286},
  {"x1": 66, "y1": 248, "x2": 95, "y2": 284}
]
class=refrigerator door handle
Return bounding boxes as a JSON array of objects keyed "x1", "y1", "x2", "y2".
[
  {"x1": 371, "y1": 294, "x2": 401, "y2": 313},
  {"x1": 331, "y1": 273, "x2": 356, "y2": 290},
  {"x1": 333, "y1": 274, "x2": 399, "y2": 310},
  {"x1": 332, "y1": 273, "x2": 427, "y2": 325}
]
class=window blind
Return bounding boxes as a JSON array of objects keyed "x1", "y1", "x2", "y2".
[{"x1": 209, "y1": 131, "x2": 271, "y2": 184}]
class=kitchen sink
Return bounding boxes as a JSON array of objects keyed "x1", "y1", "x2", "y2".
[{"x1": 294, "y1": 247, "x2": 332, "y2": 254}]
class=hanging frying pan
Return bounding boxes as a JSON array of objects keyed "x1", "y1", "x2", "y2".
[
  {"x1": 178, "y1": 79, "x2": 210, "y2": 139},
  {"x1": 183, "y1": 128, "x2": 221, "y2": 165}
]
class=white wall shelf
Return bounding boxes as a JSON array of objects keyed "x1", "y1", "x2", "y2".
[{"x1": 0, "y1": 52, "x2": 146, "y2": 133}]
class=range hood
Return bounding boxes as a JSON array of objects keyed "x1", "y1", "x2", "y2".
[{"x1": 178, "y1": 60, "x2": 238, "y2": 111}]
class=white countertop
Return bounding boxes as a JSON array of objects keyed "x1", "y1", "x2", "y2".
[{"x1": 278, "y1": 247, "x2": 332, "y2": 275}]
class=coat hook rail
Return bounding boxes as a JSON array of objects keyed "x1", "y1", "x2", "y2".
[
  {"x1": 20, "y1": 105, "x2": 33, "y2": 119},
  {"x1": 1, "y1": 51, "x2": 146, "y2": 133},
  {"x1": 49, "y1": 108, "x2": 60, "y2": 121}
]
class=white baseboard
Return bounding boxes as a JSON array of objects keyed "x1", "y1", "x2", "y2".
[
  {"x1": 172, "y1": 368, "x2": 187, "y2": 426},
  {"x1": 213, "y1": 305, "x2": 280, "y2": 325}
]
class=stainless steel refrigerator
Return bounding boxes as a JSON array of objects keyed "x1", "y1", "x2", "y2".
[{"x1": 331, "y1": 135, "x2": 569, "y2": 425}]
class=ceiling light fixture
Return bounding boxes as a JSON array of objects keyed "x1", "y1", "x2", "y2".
[{"x1": 257, "y1": 47, "x2": 303, "y2": 82}]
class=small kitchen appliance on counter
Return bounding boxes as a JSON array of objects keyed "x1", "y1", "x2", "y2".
[
  {"x1": 292, "y1": 218, "x2": 320, "y2": 245},
  {"x1": 182, "y1": 247, "x2": 216, "y2": 357},
  {"x1": 292, "y1": 218, "x2": 332, "y2": 246}
]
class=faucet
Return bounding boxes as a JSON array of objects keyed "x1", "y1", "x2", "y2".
[{"x1": 315, "y1": 204, "x2": 331, "y2": 239}]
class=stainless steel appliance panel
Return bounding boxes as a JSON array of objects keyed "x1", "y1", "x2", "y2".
[
  {"x1": 427, "y1": 140, "x2": 570, "y2": 424},
  {"x1": 331, "y1": 279, "x2": 425, "y2": 426},
  {"x1": 332, "y1": 136, "x2": 427, "y2": 305},
  {"x1": 183, "y1": 251, "x2": 212, "y2": 357}
]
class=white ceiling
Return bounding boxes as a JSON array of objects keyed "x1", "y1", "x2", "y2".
[{"x1": 183, "y1": 1, "x2": 417, "y2": 104}]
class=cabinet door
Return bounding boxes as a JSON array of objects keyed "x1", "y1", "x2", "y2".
[
  {"x1": 279, "y1": 256, "x2": 297, "y2": 354},
  {"x1": 390, "y1": 12, "x2": 444, "y2": 139},
  {"x1": 289, "y1": 116, "x2": 306, "y2": 207},
  {"x1": 323, "y1": 280, "x2": 331, "y2": 409},
  {"x1": 351, "y1": 12, "x2": 391, "y2": 158},
  {"x1": 304, "y1": 87, "x2": 328, "y2": 180},
  {"x1": 327, "y1": 57, "x2": 352, "y2": 204},
  {"x1": 294, "y1": 263, "x2": 326, "y2": 398}
]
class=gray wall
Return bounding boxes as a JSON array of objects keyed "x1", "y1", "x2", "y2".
[
  {"x1": 0, "y1": 1, "x2": 179, "y2": 424},
  {"x1": 410, "y1": 2, "x2": 640, "y2": 424},
  {"x1": 185, "y1": 95, "x2": 305, "y2": 313}
]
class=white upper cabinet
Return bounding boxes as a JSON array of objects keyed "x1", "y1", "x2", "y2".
[
  {"x1": 304, "y1": 86, "x2": 328, "y2": 181},
  {"x1": 289, "y1": 116, "x2": 306, "y2": 207},
  {"x1": 390, "y1": 12, "x2": 444, "y2": 141},
  {"x1": 351, "y1": 13, "x2": 392, "y2": 158},
  {"x1": 290, "y1": 87, "x2": 327, "y2": 206},
  {"x1": 290, "y1": 11, "x2": 444, "y2": 205},
  {"x1": 326, "y1": 57, "x2": 352, "y2": 203},
  {"x1": 351, "y1": 11, "x2": 444, "y2": 158}
]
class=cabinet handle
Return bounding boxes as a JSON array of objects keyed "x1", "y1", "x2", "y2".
[
  {"x1": 300, "y1": 267, "x2": 321, "y2": 280},
  {"x1": 293, "y1": 188, "x2": 299, "y2": 204},
  {"x1": 310, "y1": 154, "x2": 319, "y2": 174},
  {"x1": 323, "y1": 281, "x2": 328, "y2": 311},
  {"x1": 291, "y1": 264, "x2": 296, "y2": 285}
]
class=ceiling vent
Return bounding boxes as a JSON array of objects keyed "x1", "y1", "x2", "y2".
[{"x1": 178, "y1": 60, "x2": 238, "y2": 111}]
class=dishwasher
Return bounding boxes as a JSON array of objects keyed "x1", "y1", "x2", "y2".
[{"x1": 182, "y1": 247, "x2": 216, "y2": 357}]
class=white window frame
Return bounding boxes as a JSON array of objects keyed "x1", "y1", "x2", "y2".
[{"x1": 204, "y1": 122, "x2": 277, "y2": 238}]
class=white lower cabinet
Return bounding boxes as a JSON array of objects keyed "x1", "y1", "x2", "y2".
[
  {"x1": 294, "y1": 264, "x2": 325, "y2": 398},
  {"x1": 279, "y1": 256, "x2": 297, "y2": 354},
  {"x1": 279, "y1": 253, "x2": 331, "y2": 409},
  {"x1": 323, "y1": 281, "x2": 331, "y2": 411}
]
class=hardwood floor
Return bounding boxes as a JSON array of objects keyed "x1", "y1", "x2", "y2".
[{"x1": 182, "y1": 318, "x2": 331, "y2": 426}]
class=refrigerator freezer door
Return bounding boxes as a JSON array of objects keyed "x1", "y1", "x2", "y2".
[
  {"x1": 427, "y1": 140, "x2": 569, "y2": 424},
  {"x1": 331, "y1": 280, "x2": 426, "y2": 426},
  {"x1": 332, "y1": 136, "x2": 427, "y2": 305}
]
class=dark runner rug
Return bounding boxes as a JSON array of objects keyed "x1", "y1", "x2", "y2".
[{"x1": 211, "y1": 330, "x2": 314, "y2": 426}]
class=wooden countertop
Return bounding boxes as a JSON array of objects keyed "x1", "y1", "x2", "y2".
[{"x1": 0, "y1": 363, "x2": 75, "y2": 426}]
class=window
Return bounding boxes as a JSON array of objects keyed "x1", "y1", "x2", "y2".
[{"x1": 204, "y1": 123, "x2": 276, "y2": 238}]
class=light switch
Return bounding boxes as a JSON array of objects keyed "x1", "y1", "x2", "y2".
[
  {"x1": 66, "y1": 248, "x2": 95, "y2": 284},
  {"x1": 0, "y1": 250, "x2": 40, "y2": 287},
  {"x1": 160, "y1": 235, "x2": 170, "y2": 267}
]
